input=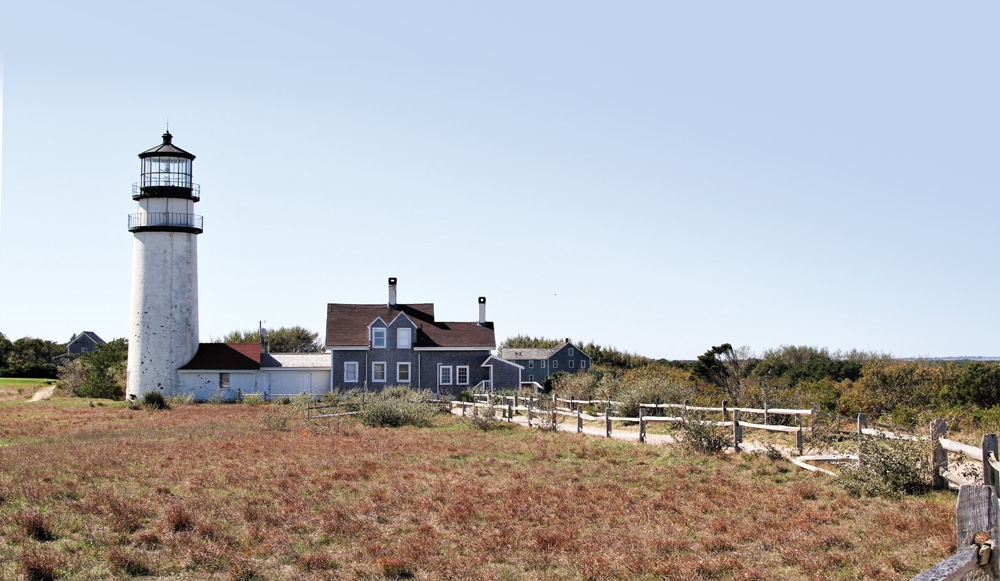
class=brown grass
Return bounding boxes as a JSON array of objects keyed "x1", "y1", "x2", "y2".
[{"x1": 0, "y1": 399, "x2": 957, "y2": 579}]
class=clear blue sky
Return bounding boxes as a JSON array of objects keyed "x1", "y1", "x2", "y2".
[{"x1": 1, "y1": 2, "x2": 997, "y2": 360}]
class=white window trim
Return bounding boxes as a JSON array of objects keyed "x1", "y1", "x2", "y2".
[
  {"x1": 569, "y1": 348, "x2": 574, "y2": 356},
  {"x1": 581, "y1": 360, "x2": 587, "y2": 369},
  {"x1": 372, "y1": 361, "x2": 387, "y2": 382},
  {"x1": 569, "y1": 360, "x2": 575, "y2": 369},
  {"x1": 540, "y1": 360, "x2": 546, "y2": 368},
  {"x1": 439, "y1": 365, "x2": 453, "y2": 385},
  {"x1": 528, "y1": 360, "x2": 534, "y2": 368},
  {"x1": 552, "y1": 360, "x2": 558, "y2": 369},
  {"x1": 397, "y1": 362, "x2": 411, "y2": 383},
  {"x1": 344, "y1": 361, "x2": 359, "y2": 382},
  {"x1": 372, "y1": 327, "x2": 386, "y2": 349},
  {"x1": 457, "y1": 365, "x2": 469, "y2": 385},
  {"x1": 397, "y1": 327, "x2": 412, "y2": 350}
]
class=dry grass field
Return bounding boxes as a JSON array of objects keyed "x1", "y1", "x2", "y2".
[{"x1": 0, "y1": 397, "x2": 958, "y2": 580}]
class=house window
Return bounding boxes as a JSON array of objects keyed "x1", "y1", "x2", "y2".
[
  {"x1": 540, "y1": 360, "x2": 546, "y2": 369},
  {"x1": 529, "y1": 360, "x2": 534, "y2": 368},
  {"x1": 581, "y1": 360, "x2": 587, "y2": 369},
  {"x1": 397, "y1": 327, "x2": 412, "y2": 349},
  {"x1": 569, "y1": 360, "x2": 575, "y2": 369},
  {"x1": 344, "y1": 362, "x2": 359, "y2": 382},
  {"x1": 439, "y1": 366, "x2": 452, "y2": 385},
  {"x1": 220, "y1": 373, "x2": 230, "y2": 389},
  {"x1": 397, "y1": 362, "x2": 411, "y2": 383},
  {"x1": 569, "y1": 348, "x2": 575, "y2": 356},
  {"x1": 457, "y1": 366, "x2": 469, "y2": 385},
  {"x1": 552, "y1": 360, "x2": 558, "y2": 369},
  {"x1": 373, "y1": 362, "x2": 386, "y2": 382},
  {"x1": 528, "y1": 375, "x2": 533, "y2": 382},
  {"x1": 372, "y1": 327, "x2": 386, "y2": 348}
]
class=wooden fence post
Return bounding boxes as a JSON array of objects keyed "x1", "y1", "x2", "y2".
[
  {"x1": 605, "y1": 406, "x2": 611, "y2": 438},
  {"x1": 857, "y1": 413, "x2": 868, "y2": 434},
  {"x1": 811, "y1": 403, "x2": 819, "y2": 437},
  {"x1": 639, "y1": 407, "x2": 646, "y2": 444},
  {"x1": 733, "y1": 409, "x2": 742, "y2": 452},
  {"x1": 795, "y1": 414, "x2": 803, "y2": 457},
  {"x1": 931, "y1": 419, "x2": 948, "y2": 491},
  {"x1": 722, "y1": 400, "x2": 728, "y2": 423},
  {"x1": 577, "y1": 405, "x2": 582, "y2": 433},
  {"x1": 956, "y1": 485, "x2": 999, "y2": 579},
  {"x1": 983, "y1": 434, "x2": 999, "y2": 492},
  {"x1": 528, "y1": 395, "x2": 533, "y2": 427},
  {"x1": 683, "y1": 399, "x2": 690, "y2": 420},
  {"x1": 764, "y1": 401, "x2": 769, "y2": 426}
]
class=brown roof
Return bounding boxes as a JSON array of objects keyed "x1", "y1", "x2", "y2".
[
  {"x1": 325, "y1": 303, "x2": 494, "y2": 349},
  {"x1": 179, "y1": 343, "x2": 261, "y2": 370}
]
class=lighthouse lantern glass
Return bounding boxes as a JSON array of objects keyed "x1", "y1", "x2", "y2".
[{"x1": 142, "y1": 156, "x2": 192, "y2": 189}]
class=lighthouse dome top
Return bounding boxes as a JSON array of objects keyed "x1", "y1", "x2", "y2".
[{"x1": 139, "y1": 131, "x2": 195, "y2": 161}]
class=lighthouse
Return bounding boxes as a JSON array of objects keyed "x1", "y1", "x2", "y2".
[{"x1": 126, "y1": 131, "x2": 202, "y2": 400}]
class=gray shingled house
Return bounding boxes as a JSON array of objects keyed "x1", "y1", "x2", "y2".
[
  {"x1": 325, "y1": 278, "x2": 521, "y2": 397},
  {"x1": 499, "y1": 340, "x2": 591, "y2": 386}
]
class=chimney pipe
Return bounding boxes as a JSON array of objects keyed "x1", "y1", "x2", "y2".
[
  {"x1": 388, "y1": 277, "x2": 398, "y2": 307},
  {"x1": 478, "y1": 297, "x2": 486, "y2": 325}
]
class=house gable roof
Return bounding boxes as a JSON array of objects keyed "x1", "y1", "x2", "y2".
[
  {"x1": 68, "y1": 331, "x2": 105, "y2": 349},
  {"x1": 325, "y1": 302, "x2": 494, "y2": 349},
  {"x1": 500, "y1": 341, "x2": 589, "y2": 361},
  {"x1": 260, "y1": 353, "x2": 330, "y2": 369},
  {"x1": 179, "y1": 343, "x2": 261, "y2": 371}
]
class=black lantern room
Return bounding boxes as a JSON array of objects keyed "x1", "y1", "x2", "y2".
[{"x1": 133, "y1": 131, "x2": 200, "y2": 201}]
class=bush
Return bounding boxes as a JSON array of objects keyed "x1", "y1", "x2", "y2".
[
  {"x1": 360, "y1": 387, "x2": 434, "y2": 428},
  {"x1": 840, "y1": 434, "x2": 932, "y2": 498},
  {"x1": 676, "y1": 413, "x2": 730, "y2": 454},
  {"x1": 165, "y1": 393, "x2": 194, "y2": 406},
  {"x1": 142, "y1": 392, "x2": 168, "y2": 410},
  {"x1": 241, "y1": 393, "x2": 265, "y2": 406},
  {"x1": 467, "y1": 398, "x2": 508, "y2": 431}
]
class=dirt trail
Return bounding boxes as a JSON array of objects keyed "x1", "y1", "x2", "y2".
[{"x1": 30, "y1": 385, "x2": 56, "y2": 402}]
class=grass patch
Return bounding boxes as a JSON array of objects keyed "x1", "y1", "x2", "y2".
[{"x1": 0, "y1": 400, "x2": 959, "y2": 579}]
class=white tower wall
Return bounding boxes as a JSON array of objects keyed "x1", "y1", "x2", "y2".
[{"x1": 126, "y1": 230, "x2": 199, "y2": 398}]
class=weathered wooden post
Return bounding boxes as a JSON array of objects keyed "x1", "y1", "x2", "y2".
[
  {"x1": 931, "y1": 419, "x2": 948, "y2": 491},
  {"x1": 810, "y1": 403, "x2": 819, "y2": 437},
  {"x1": 639, "y1": 407, "x2": 646, "y2": 444},
  {"x1": 857, "y1": 413, "x2": 868, "y2": 434},
  {"x1": 528, "y1": 395, "x2": 533, "y2": 427},
  {"x1": 722, "y1": 400, "x2": 728, "y2": 423},
  {"x1": 577, "y1": 405, "x2": 582, "y2": 433},
  {"x1": 605, "y1": 406, "x2": 611, "y2": 438},
  {"x1": 507, "y1": 400, "x2": 513, "y2": 423},
  {"x1": 955, "y1": 485, "x2": 999, "y2": 579},
  {"x1": 733, "y1": 409, "x2": 742, "y2": 452},
  {"x1": 795, "y1": 414, "x2": 803, "y2": 457},
  {"x1": 983, "y1": 434, "x2": 999, "y2": 492},
  {"x1": 683, "y1": 399, "x2": 690, "y2": 420},
  {"x1": 764, "y1": 401, "x2": 770, "y2": 426}
]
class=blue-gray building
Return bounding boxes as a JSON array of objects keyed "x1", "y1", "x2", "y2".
[
  {"x1": 499, "y1": 340, "x2": 591, "y2": 386},
  {"x1": 325, "y1": 278, "x2": 521, "y2": 397}
]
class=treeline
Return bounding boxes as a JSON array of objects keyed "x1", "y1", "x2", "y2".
[
  {"x1": 506, "y1": 337, "x2": 1000, "y2": 432},
  {"x1": 0, "y1": 332, "x2": 65, "y2": 378}
]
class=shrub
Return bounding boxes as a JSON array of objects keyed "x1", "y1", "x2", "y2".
[
  {"x1": 20, "y1": 547, "x2": 60, "y2": 581},
  {"x1": 241, "y1": 392, "x2": 264, "y2": 406},
  {"x1": 164, "y1": 504, "x2": 194, "y2": 533},
  {"x1": 261, "y1": 411, "x2": 290, "y2": 431},
  {"x1": 165, "y1": 393, "x2": 194, "y2": 406},
  {"x1": 142, "y1": 392, "x2": 168, "y2": 410},
  {"x1": 108, "y1": 547, "x2": 153, "y2": 576},
  {"x1": 467, "y1": 398, "x2": 507, "y2": 431},
  {"x1": 360, "y1": 388, "x2": 434, "y2": 428},
  {"x1": 19, "y1": 510, "x2": 56, "y2": 542},
  {"x1": 676, "y1": 413, "x2": 729, "y2": 454},
  {"x1": 840, "y1": 434, "x2": 932, "y2": 498}
]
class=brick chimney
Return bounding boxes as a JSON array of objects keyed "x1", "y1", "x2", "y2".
[
  {"x1": 478, "y1": 297, "x2": 487, "y2": 325},
  {"x1": 388, "y1": 277, "x2": 398, "y2": 307}
]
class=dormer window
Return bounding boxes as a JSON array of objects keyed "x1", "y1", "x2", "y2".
[
  {"x1": 397, "y1": 327, "x2": 412, "y2": 349},
  {"x1": 372, "y1": 327, "x2": 386, "y2": 348},
  {"x1": 569, "y1": 348, "x2": 575, "y2": 356}
]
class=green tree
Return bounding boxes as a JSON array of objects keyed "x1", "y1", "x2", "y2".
[
  {"x1": 0, "y1": 332, "x2": 11, "y2": 374},
  {"x1": 690, "y1": 343, "x2": 745, "y2": 403},
  {"x1": 7, "y1": 337, "x2": 64, "y2": 378},
  {"x1": 216, "y1": 326, "x2": 323, "y2": 353},
  {"x1": 956, "y1": 362, "x2": 1000, "y2": 408},
  {"x1": 58, "y1": 338, "x2": 128, "y2": 400}
]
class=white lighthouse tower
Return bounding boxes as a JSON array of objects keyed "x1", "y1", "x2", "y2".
[{"x1": 126, "y1": 131, "x2": 202, "y2": 400}]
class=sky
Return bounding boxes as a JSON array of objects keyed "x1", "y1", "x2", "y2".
[{"x1": 0, "y1": 2, "x2": 997, "y2": 360}]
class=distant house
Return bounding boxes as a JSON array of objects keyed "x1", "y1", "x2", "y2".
[
  {"x1": 500, "y1": 339, "x2": 591, "y2": 386},
  {"x1": 325, "y1": 278, "x2": 521, "y2": 397},
  {"x1": 67, "y1": 332, "x2": 105, "y2": 356},
  {"x1": 177, "y1": 343, "x2": 331, "y2": 402}
]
